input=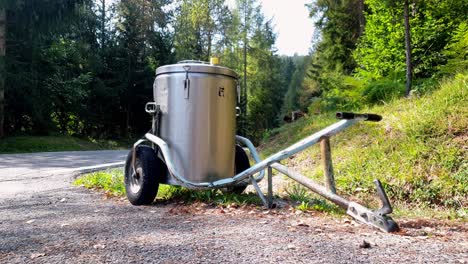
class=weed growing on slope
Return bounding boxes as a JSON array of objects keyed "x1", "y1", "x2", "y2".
[{"x1": 285, "y1": 183, "x2": 342, "y2": 214}]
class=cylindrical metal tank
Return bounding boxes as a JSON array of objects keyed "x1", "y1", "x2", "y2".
[{"x1": 154, "y1": 61, "x2": 238, "y2": 184}]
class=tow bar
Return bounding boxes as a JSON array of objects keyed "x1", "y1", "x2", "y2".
[{"x1": 243, "y1": 112, "x2": 399, "y2": 232}]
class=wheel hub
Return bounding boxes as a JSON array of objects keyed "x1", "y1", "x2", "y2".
[{"x1": 130, "y1": 167, "x2": 143, "y2": 193}]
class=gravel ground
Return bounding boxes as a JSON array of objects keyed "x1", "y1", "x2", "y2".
[{"x1": 1, "y1": 182, "x2": 467, "y2": 264}]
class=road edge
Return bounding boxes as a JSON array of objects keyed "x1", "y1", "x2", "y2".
[{"x1": 70, "y1": 162, "x2": 125, "y2": 179}]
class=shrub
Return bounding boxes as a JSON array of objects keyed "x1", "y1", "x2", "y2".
[
  {"x1": 439, "y1": 22, "x2": 468, "y2": 74},
  {"x1": 362, "y1": 77, "x2": 405, "y2": 104}
]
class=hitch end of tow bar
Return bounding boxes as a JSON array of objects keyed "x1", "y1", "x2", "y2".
[
  {"x1": 346, "y1": 179, "x2": 399, "y2": 232},
  {"x1": 336, "y1": 112, "x2": 382, "y2": 122},
  {"x1": 347, "y1": 202, "x2": 399, "y2": 232}
]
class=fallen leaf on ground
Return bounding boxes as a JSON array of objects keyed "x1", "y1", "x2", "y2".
[
  {"x1": 26, "y1": 219, "x2": 36, "y2": 224},
  {"x1": 93, "y1": 244, "x2": 106, "y2": 249},
  {"x1": 295, "y1": 221, "x2": 309, "y2": 227},
  {"x1": 30, "y1": 253, "x2": 46, "y2": 259},
  {"x1": 287, "y1": 244, "x2": 296, "y2": 250}
]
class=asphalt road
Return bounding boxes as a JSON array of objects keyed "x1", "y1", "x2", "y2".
[{"x1": 0, "y1": 150, "x2": 127, "y2": 199}]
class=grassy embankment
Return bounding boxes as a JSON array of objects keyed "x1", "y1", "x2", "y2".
[
  {"x1": 260, "y1": 73, "x2": 467, "y2": 218},
  {"x1": 0, "y1": 135, "x2": 127, "y2": 154},
  {"x1": 74, "y1": 73, "x2": 467, "y2": 218}
]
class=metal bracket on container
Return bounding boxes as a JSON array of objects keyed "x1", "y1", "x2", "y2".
[
  {"x1": 145, "y1": 102, "x2": 158, "y2": 114},
  {"x1": 183, "y1": 65, "x2": 191, "y2": 99}
]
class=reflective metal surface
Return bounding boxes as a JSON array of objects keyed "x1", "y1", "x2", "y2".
[
  {"x1": 154, "y1": 62, "x2": 237, "y2": 183},
  {"x1": 156, "y1": 62, "x2": 238, "y2": 78}
]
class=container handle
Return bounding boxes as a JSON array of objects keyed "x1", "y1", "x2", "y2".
[
  {"x1": 178, "y1": 60, "x2": 209, "y2": 64},
  {"x1": 183, "y1": 65, "x2": 191, "y2": 99}
]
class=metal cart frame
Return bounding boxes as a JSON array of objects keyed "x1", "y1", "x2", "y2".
[{"x1": 132, "y1": 111, "x2": 399, "y2": 232}]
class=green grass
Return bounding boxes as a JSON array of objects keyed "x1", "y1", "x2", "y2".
[
  {"x1": 73, "y1": 169, "x2": 263, "y2": 206},
  {"x1": 73, "y1": 169, "x2": 126, "y2": 196},
  {"x1": 0, "y1": 135, "x2": 126, "y2": 154},
  {"x1": 261, "y1": 73, "x2": 467, "y2": 216}
]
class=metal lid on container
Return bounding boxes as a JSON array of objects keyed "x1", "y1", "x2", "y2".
[{"x1": 156, "y1": 60, "x2": 238, "y2": 79}]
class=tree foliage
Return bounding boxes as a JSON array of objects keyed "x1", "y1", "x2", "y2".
[
  {"x1": 299, "y1": 0, "x2": 468, "y2": 112},
  {"x1": 3, "y1": 0, "x2": 464, "y2": 142},
  {"x1": 3, "y1": 0, "x2": 94, "y2": 135},
  {"x1": 174, "y1": 0, "x2": 231, "y2": 61},
  {"x1": 440, "y1": 22, "x2": 468, "y2": 74},
  {"x1": 1, "y1": 0, "x2": 292, "y2": 142},
  {"x1": 355, "y1": 0, "x2": 468, "y2": 79}
]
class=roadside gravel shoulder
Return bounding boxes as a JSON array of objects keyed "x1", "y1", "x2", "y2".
[{"x1": 1, "y1": 186, "x2": 467, "y2": 264}]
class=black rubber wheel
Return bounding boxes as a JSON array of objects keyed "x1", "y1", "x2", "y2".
[
  {"x1": 124, "y1": 145, "x2": 166, "y2": 205},
  {"x1": 226, "y1": 145, "x2": 251, "y2": 194}
]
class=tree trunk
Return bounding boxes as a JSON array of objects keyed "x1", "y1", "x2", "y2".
[
  {"x1": 403, "y1": 0, "x2": 413, "y2": 97},
  {"x1": 242, "y1": 0, "x2": 248, "y2": 135},
  {"x1": 207, "y1": 31, "x2": 212, "y2": 60},
  {"x1": 101, "y1": 0, "x2": 105, "y2": 49},
  {"x1": 357, "y1": 0, "x2": 365, "y2": 37},
  {"x1": 0, "y1": 9, "x2": 6, "y2": 137}
]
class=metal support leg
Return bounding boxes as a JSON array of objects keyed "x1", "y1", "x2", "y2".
[
  {"x1": 271, "y1": 163, "x2": 399, "y2": 232},
  {"x1": 320, "y1": 137, "x2": 336, "y2": 194},
  {"x1": 250, "y1": 176, "x2": 268, "y2": 208},
  {"x1": 267, "y1": 166, "x2": 273, "y2": 208}
]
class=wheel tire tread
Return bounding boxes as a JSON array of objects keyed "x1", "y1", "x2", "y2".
[{"x1": 125, "y1": 146, "x2": 164, "y2": 205}]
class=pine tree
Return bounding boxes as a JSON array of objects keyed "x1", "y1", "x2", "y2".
[{"x1": 0, "y1": 8, "x2": 5, "y2": 137}]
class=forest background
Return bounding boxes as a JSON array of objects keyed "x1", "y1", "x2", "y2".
[{"x1": 0, "y1": 0, "x2": 466, "y2": 143}]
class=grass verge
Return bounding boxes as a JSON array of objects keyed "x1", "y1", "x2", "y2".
[
  {"x1": 73, "y1": 169, "x2": 263, "y2": 206},
  {"x1": 0, "y1": 135, "x2": 127, "y2": 154}
]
